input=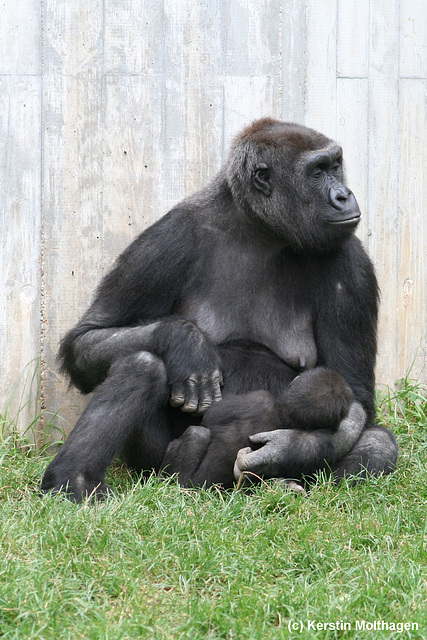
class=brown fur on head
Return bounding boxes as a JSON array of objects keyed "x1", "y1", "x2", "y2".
[{"x1": 232, "y1": 117, "x2": 330, "y2": 153}]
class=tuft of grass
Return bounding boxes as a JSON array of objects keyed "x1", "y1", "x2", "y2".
[
  {"x1": 0, "y1": 378, "x2": 426, "y2": 639},
  {"x1": 0, "y1": 359, "x2": 65, "y2": 456},
  {"x1": 377, "y1": 374, "x2": 427, "y2": 479}
]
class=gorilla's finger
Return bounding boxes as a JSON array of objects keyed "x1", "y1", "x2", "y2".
[
  {"x1": 181, "y1": 377, "x2": 199, "y2": 413},
  {"x1": 233, "y1": 446, "x2": 252, "y2": 481},
  {"x1": 194, "y1": 371, "x2": 223, "y2": 415},
  {"x1": 331, "y1": 401, "x2": 366, "y2": 459},
  {"x1": 170, "y1": 382, "x2": 185, "y2": 407},
  {"x1": 234, "y1": 445, "x2": 268, "y2": 473},
  {"x1": 211, "y1": 370, "x2": 223, "y2": 402},
  {"x1": 194, "y1": 377, "x2": 213, "y2": 415},
  {"x1": 248, "y1": 431, "x2": 273, "y2": 446},
  {"x1": 346, "y1": 400, "x2": 366, "y2": 426}
]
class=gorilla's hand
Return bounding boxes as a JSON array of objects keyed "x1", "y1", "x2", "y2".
[
  {"x1": 169, "y1": 367, "x2": 223, "y2": 414},
  {"x1": 152, "y1": 319, "x2": 223, "y2": 414},
  {"x1": 233, "y1": 401, "x2": 366, "y2": 481},
  {"x1": 233, "y1": 432, "x2": 296, "y2": 481}
]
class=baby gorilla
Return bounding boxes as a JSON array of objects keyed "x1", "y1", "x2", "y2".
[{"x1": 160, "y1": 368, "x2": 355, "y2": 488}]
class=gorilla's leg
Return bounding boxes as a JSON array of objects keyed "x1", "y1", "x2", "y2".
[
  {"x1": 330, "y1": 425, "x2": 398, "y2": 481},
  {"x1": 160, "y1": 425, "x2": 212, "y2": 486},
  {"x1": 41, "y1": 351, "x2": 171, "y2": 502},
  {"x1": 161, "y1": 390, "x2": 280, "y2": 488}
]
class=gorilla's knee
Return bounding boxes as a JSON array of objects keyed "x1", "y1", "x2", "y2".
[
  {"x1": 252, "y1": 390, "x2": 279, "y2": 420},
  {"x1": 332, "y1": 425, "x2": 398, "y2": 481},
  {"x1": 361, "y1": 425, "x2": 399, "y2": 473},
  {"x1": 109, "y1": 351, "x2": 168, "y2": 392},
  {"x1": 160, "y1": 426, "x2": 211, "y2": 483}
]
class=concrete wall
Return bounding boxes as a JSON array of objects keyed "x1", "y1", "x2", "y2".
[{"x1": 1, "y1": 0, "x2": 426, "y2": 438}]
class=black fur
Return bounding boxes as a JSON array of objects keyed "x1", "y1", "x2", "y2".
[
  {"x1": 281, "y1": 367, "x2": 354, "y2": 430},
  {"x1": 41, "y1": 118, "x2": 398, "y2": 501},
  {"x1": 161, "y1": 367, "x2": 355, "y2": 488}
]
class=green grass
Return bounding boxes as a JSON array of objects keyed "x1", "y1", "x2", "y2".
[{"x1": 0, "y1": 378, "x2": 426, "y2": 639}]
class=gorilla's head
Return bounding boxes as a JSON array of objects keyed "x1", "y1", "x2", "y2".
[{"x1": 226, "y1": 118, "x2": 360, "y2": 253}]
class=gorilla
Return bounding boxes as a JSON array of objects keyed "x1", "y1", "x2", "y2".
[
  {"x1": 41, "y1": 117, "x2": 398, "y2": 501},
  {"x1": 161, "y1": 367, "x2": 361, "y2": 489}
]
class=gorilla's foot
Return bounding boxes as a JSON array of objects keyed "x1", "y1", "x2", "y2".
[
  {"x1": 41, "y1": 471, "x2": 114, "y2": 504},
  {"x1": 271, "y1": 478, "x2": 306, "y2": 495},
  {"x1": 160, "y1": 425, "x2": 211, "y2": 487}
]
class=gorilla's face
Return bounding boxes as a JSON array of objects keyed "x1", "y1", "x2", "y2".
[{"x1": 229, "y1": 120, "x2": 361, "y2": 253}]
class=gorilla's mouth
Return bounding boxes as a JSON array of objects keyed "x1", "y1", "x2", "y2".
[{"x1": 328, "y1": 213, "x2": 361, "y2": 226}]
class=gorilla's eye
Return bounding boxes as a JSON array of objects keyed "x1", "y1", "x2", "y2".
[
  {"x1": 312, "y1": 160, "x2": 341, "y2": 178},
  {"x1": 312, "y1": 164, "x2": 327, "y2": 178}
]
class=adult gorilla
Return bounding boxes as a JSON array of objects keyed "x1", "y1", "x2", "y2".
[{"x1": 41, "y1": 118, "x2": 398, "y2": 501}]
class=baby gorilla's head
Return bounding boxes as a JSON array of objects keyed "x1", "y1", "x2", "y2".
[{"x1": 282, "y1": 368, "x2": 354, "y2": 430}]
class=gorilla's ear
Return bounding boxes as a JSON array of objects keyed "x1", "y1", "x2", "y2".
[{"x1": 252, "y1": 163, "x2": 272, "y2": 196}]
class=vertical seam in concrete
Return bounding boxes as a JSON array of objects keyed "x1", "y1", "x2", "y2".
[
  {"x1": 277, "y1": 1, "x2": 283, "y2": 115},
  {"x1": 39, "y1": 0, "x2": 47, "y2": 430}
]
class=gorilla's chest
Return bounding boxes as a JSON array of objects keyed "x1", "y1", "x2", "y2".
[{"x1": 177, "y1": 242, "x2": 318, "y2": 370}]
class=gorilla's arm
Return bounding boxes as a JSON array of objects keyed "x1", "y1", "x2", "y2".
[
  {"x1": 315, "y1": 239, "x2": 379, "y2": 423},
  {"x1": 233, "y1": 401, "x2": 366, "y2": 481},
  {"x1": 59, "y1": 209, "x2": 222, "y2": 413}
]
